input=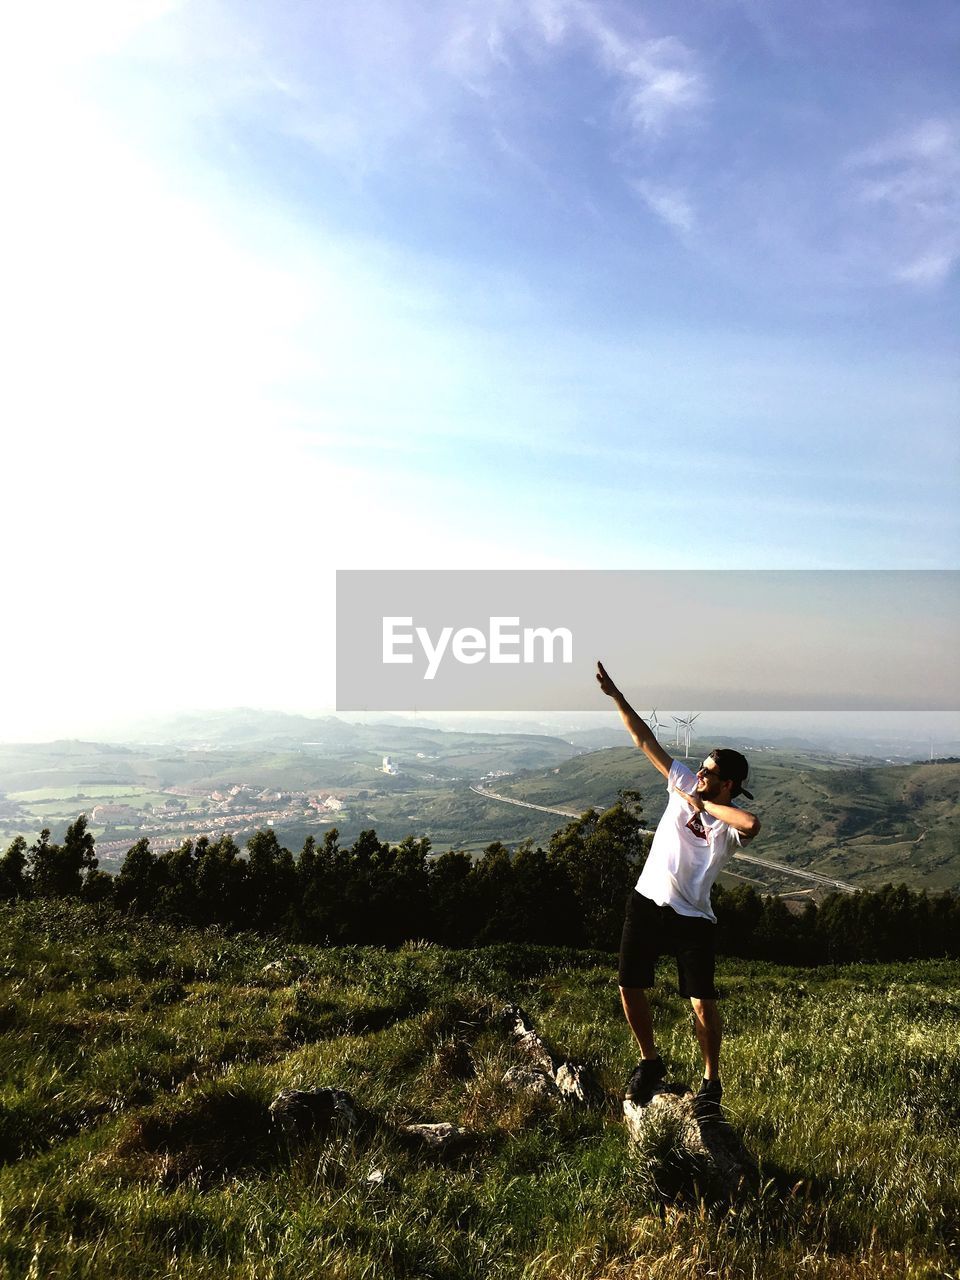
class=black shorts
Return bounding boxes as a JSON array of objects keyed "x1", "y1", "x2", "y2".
[{"x1": 618, "y1": 890, "x2": 719, "y2": 999}]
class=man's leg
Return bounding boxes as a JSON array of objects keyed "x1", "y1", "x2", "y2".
[
  {"x1": 619, "y1": 893, "x2": 667, "y2": 1101},
  {"x1": 689, "y1": 996, "x2": 721, "y2": 1081},
  {"x1": 619, "y1": 985, "x2": 658, "y2": 1059},
  {"x1": 620, "y1": 985, "x2": 666, "y2": 1102}
]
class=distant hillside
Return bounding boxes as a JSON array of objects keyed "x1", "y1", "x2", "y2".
[
  {"x1": 0, "y1": 730, "x2": 580, "y2": 855},
  {"x1": 490, "y1": 748, "x2": 960, "y2": 891},
  {"x1": 0, "y1": 729, "x2": 577, "y2": 794},
  {"x1": 102, "y1": 709, "x2": 580, "y2": 758}
]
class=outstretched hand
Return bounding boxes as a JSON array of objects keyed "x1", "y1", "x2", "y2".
[{"x1": 596, "y1": 661, "x2": 619, "y2": 698}]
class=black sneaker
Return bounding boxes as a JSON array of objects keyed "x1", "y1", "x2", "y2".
[
  {"x1": 624, "y1": 1057, "x2": 666, "y2": 1104},
  {"x1": 693, "y1": 1078, "x2": 723, "y2": 1122}
]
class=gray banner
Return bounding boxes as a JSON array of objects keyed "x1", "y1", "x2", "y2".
[{"x1": 336, "y1": 570, "x2": 959, "y2": 711}]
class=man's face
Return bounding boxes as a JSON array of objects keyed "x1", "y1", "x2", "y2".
[{"x1": 695, "y1": 756, "x2": 732, "y2": 801}]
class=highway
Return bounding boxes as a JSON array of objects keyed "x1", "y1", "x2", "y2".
[
  {"x1": 470, "y1": 784, "x2": 859, "y2": 894},
  {"x1": 470, "y1": 784, "x2": 587, "y2": 821},
  {"x1": 728, "y1": 851, "x2": 857, "y2": 893}
]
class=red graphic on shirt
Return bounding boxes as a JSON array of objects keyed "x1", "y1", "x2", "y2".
[{"x1": 685, "y1": 812, "x2": 707, "y2": 840}]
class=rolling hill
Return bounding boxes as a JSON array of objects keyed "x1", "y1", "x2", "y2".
[{"x1": 486, "y1": 748, "x2": 960, "y2": 891}]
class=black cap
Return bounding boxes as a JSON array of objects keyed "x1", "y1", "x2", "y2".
[{"x1": 709, "y1": 748, "x2": 754, "y2": 801}]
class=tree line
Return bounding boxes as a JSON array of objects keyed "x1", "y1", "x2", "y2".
[{"x1": 1, "y1": 803, "x2": 958, "y2": 964}]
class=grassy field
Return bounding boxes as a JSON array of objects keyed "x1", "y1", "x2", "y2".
[
  {"x1": 1, "y1": 901, "x2": 958, "y2": 1279},
  {"x1": 9, "y1": 788, "x2": 174, "y2": 823}
]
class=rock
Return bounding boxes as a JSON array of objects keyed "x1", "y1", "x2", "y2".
[
  {"x1": 623, "y1": 1089, "x2": 699, "y2": 1148},
  {"x1": 515, "y1": 1030, "x2": 557, "y2": 1076},
  {"x1": 499, "y1": 1004, "x2": 538, "y2": 1043},
  {"x1": 260, "y1": 957, "x2": 306, "y2": 983},
  {"x1": 555, "y1": 1060, "x2": 601, "y2": 1106},
  {"x1": 398, "y1": 1122, "x2": 475, "y2": 1152},
  {"x1": 623, "y1": 1089, "x2": 759, "y2": 1206},
  {"x1": 502, "y1": 1065, "x2": 560, "y2": 1098},
  {"x1": 499, "y1": 1004, "x2": 557, "y2": 1075},
  {"x1": 268, "y1": 1088, "x2": 358, "y2": 1141},
  {"x1": 498, "y1": 1004, "x2": 599, "y2": 1105}
]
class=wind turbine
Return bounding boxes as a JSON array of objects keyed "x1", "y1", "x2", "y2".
[
  {"x1": 681, "y1": 712, "x2": 701, "y2": 758},
  {"x1": 648, "y1": 708, "x2": 666, "y2": 741},
  {"x1": 672, "y1": 715, "x2": 685, "y2": 748}
]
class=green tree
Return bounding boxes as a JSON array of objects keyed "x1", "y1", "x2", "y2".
[
  {"x1": 471, "y1": 841, "x2": 516, "y2": 944},
  {"x1": 0, "y1": 835, "x2": 28, "y2": 899},
  {"x1": 80, "y1": 867, "x2": 114, "y2": 904},
  {"x1": 548, "y1": 801, "x2": 644, "y2": 948},
  {"x1": 243, "y1": 829, "x2": 296, "y2": 932},
  {"x1": 295, "y1": 828, "x2": 343, "y2": 942},
  {"x1": 385, "y1": 834, "x2": 432, "y2": 943},
  {"x1": 157, "y1": 839, "x2": 199, "y2": 920},
  {"x1": 115, "y1": 837, "x2": 159, "y2": 913},
  {"x1": 28, "y1": 828, "x2": 56, "y2": 896},
  {"x1": 429, "y1": 849, "x2": 480, "y2": 945},
  {"x1": 510, "y1": 840, "x2": 581, "y2": 946},
  {"x1": 714, "y1": 884, "x2": 763, "y2": 957},
  {"x1": 194, "y1": 834, "x2": 244, "y2": 927},
  {"x1": 29, "y1": 817, "x2": 97, "y2": 898}
]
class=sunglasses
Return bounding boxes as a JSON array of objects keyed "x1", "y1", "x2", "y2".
[{"x1": 697, "y1": 761, "x2": 725, "y2": 780}]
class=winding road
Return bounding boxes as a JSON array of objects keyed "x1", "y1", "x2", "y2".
[{"x1": 470, "y1": 784, "x2": 859, "y2": 894}]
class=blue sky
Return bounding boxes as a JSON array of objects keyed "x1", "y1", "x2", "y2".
[{"x1": 3, "y1": 0, "x2": 958, "y2": 733}]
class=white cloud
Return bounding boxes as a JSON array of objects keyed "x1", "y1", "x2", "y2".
[
  {"x1": 852, "y1": 117, "x2": 959, "y2": 169},
  {"x1": 631, "y1": 179, "x2": 696, "y2": 233},
  {"x1": 895, "y1": 250, "x2": 958, "y2": 287},
  {"x1": 439, "y1": 0, "x2": 707, "y2": 138},
  {"x1": 582, "y1": 25, "x2": 708, "y2": 135},
  {"x1": 525, "y1": 0, "x2": 573, "y2": 47},
  {"x1": 846, "y1": 116, "x2": 960, "y2": 287}
]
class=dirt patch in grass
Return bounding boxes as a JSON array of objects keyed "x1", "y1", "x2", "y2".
[{"x1": 113, "y1": 1085, "x2": 278, "y2": 1186}]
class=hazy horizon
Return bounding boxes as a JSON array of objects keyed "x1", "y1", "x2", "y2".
[{"x1": 4, "y1": 704, "x2": 959, "y2": 755}]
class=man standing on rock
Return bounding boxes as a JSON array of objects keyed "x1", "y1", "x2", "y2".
[{"x1": 596, "y1": 661, "x2": 761, "y2": 1118}]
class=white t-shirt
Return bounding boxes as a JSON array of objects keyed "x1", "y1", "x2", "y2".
[{"x1": 635, "y1": 760, "x2": 752, "y2": 923}]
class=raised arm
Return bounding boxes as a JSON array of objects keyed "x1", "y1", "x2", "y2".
[{"x1": 596, "y1": 661, "x2": 673, "y2": 779}]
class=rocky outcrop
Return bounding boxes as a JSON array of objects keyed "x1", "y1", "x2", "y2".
[
  {"x1": 499, "y1": 1004, "x2": 601, "y2": 1104},
  {"x1": 623, "y1": 1086, "x2": 759, "y2": 1207},
  {"x1": 267, "y1": 1088, "x2": 478, "y2": 1160},
  {"x1": 502, "y1": 1063, "x2": 560, "y2": 1098}
]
